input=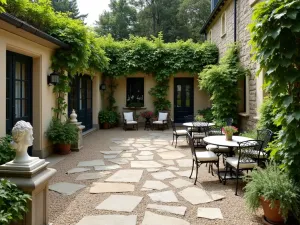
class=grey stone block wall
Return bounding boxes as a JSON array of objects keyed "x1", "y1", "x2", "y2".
[{"x1": 207, "y1": 0, "x2": 258, "y2": 131}]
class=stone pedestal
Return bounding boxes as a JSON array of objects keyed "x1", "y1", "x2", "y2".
[
  {"x1": 69, "y1": 109, "x2": 85, "y2": 152},
  {"x1": 0, "y1": 158, "x2": 56, "y2": 225}
]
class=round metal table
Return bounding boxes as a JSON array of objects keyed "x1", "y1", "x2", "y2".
[
  {"x1": 203, "y1": 135, "x2": 253, "y2": 148},
  {"x1": 182, "y1": 122, "x2": 215, "y2": 127}
]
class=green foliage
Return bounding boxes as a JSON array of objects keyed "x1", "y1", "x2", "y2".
[
  {"x1": 46, "y1": 119, "x2": 78, "y2": 144},
  {"x1": 0, "y1": 179, "x2": 31, "y2": 225},
  {"x1": 244, "y1": 162, "x2": 300, "y2": 220},
  {"x1": 51, "y1": 0, "x2": 87, "y2": 20},
  {"x1": 0, "y1": 0, "x2": 6, "y2": 13},
  {"x1": 199, "y1": 44, "x2": 247, "y2": 122},
  {"x1": 0, "y1": 136, "x2": 15, "y2": 165},
  {"x1": 249, "y1": 0, "x2": 300, "y2": 182},
  {"x1": 52, "y1": 75, "x2": 70, "y2": 120},
  {"x1": 98, "y1": 110, "x2": 119, "y2": 124},
  {"x1": 197, "y1": 107, "x2": 213, "y2": 122},
  {"x1": 240, "y1": 129, "x2": 257, "y2": 139}
]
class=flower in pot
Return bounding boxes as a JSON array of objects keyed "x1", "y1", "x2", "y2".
[
  {"x1": 244, "y1": 162, "x2": 300, "y2": 224},
  {"x1": 140, "y1": 111, "x2": 153, "y2": 120},
  {"x1": 222, "y1": 126, "x2": 238, "y2": 141},
  {"x1": 46, "y1": 119, "x2": 78, "y2": 154},
  {"x1": 194, "y1": 114, "x2": 205, "y2": 122}
]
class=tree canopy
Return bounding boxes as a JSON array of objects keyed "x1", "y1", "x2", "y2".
[{"x1": 51, "y1": 0, "x2": 87, "y2": 21}]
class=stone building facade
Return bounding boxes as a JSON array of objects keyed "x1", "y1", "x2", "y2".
[{"x1": 201, "y1": 0, "x2": 263, "y2": 131}]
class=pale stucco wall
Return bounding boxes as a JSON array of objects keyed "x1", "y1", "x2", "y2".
[{"x1": 109, "y1": 72, "x2": 210, "y2": 121}]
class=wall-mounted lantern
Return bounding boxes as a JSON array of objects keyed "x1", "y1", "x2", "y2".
[
  {"x1": 99, "y1": 83, "x2": 106, "y2": 91},
  {"x1": 47, "y1": 71, "x2": 60, "y2": 86}
]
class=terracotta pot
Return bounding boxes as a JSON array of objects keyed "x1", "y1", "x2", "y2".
[
  {"x1": 225, "y1": 133, "x2": 233, "y2": 141},
  {"x1": 56, "y1": 144, "x2": 71, "y2": 155},
  {"x1": 103, "y1": 122, "x2": 109, "y2": 129},
  {"x1": 260, "y1": 197, "x2": 284, "y2": 224}
]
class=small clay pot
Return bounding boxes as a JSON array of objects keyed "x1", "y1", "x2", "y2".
[
  {"x1": 260, "y1": 197, "x2": 284, "y2": 224},
  {"x1": 103, "y1": 122, "x2": 109, "y2": 129},
  {"x1": 56, "y1": 144, "x2": 71, "y2": 155},
  {"x1": 225, "y1": 134, "x2": 233, "y2": 141}
]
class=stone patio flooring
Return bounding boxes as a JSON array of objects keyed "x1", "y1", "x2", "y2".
[{"x1": 48, "y1": 128, "x2": 263, "y2": 225}]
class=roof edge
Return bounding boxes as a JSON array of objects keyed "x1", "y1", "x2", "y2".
[
  {"x1": 0, "y1": 13, "x2": 69, "y2": 48},
  {"x1": 200, "y1": 0, "x2": 227, "y2": 34}
]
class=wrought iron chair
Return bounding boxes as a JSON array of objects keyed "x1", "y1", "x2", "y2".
[
  {"x1": 256, "y1": 129, "x2": 273, "y2": 161},
  {"x1": 123, "y1": 112, "x2": 138, "y2": 131},
  {"x1": 171, "y1": 119, "x2": 188, "y2": 148},
  {"x1": 184, "y1": 115, "x2": 197, "y2": 134},
  {"x1": 152, "y1": 111, "x2": 169, "y2": 130},
  {"x1": 192, "y1": 122, "x2": 209, "y2": 148},
  {"x1": 187, "y1": 133, "x2": 219, "y2": 185},
  {"x1": 223, "y1": 140, "x2": 263, "y2": 195}
]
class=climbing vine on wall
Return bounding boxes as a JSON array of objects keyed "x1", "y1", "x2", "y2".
[{"x1": 249, "y1": 0, "x2": 300, "y2": 182}]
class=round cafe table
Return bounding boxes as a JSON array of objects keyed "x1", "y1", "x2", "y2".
[
  {"x1": 182, "y1": 122, "x2": 215, "y2": 128},
  {"x1": 203, "y1": 135, "x2": 253, "y2": 149}
]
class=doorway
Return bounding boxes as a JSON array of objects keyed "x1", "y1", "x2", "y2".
[{"x1": 174, "y1": 78, "x2": 194, "y2": 123}]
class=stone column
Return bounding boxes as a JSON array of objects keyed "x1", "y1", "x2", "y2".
[{"x1": 69, "y1": 109, "x2": 85, "y2": 151}]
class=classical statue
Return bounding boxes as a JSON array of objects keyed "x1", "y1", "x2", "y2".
[{"x1": 11, "y1": 120, "x2": 34, "y2": 163}]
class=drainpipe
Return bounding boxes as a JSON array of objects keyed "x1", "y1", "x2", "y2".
[{"x1": 234, "y1": 0, "x2": 237, "y2": 42}]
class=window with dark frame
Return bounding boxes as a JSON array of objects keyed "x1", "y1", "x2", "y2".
[{"x1": 126, "y1": 78, "x2": 144, "y2": 107}]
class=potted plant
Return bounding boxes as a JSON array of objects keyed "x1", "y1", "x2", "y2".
[
  {"x1": 140, "y1": 110, "x2": 153, "y2": 121},
  {"x1": 244, "y1": 162, "x2": 300, "y2": 224},
  {"x1": 222, "y1": 126, "x2": 238, "y2": 141},
  {"x1": 98, "y1": 110, "x2": 110, "y2": 129},
  {"x1": 194, "y1": 114, "x2": 205, "y2": 122},
  {"x1": 46, "y1": 119, "x2": 78, "y2": 154}
]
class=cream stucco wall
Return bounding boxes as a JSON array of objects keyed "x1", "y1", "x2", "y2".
[{"x1": 109, "y1": 73, "x2": 210, "y2": 121}]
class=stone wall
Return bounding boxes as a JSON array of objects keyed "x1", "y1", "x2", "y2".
[{"x1": 207, "y1": 0, "x2": 260, "y2": 131}]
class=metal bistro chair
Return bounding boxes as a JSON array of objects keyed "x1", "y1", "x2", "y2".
[
  {"x1": 255, "y1": 129, "x2": 273, "y2": 165},
  {"x1": 223, "y1": 140, "x2": 263, "y2": 195},
  {"x1": 123, "y1": 112, "x2": 138, "y2": 131},
  {"x1": 192, "y1": 122, "x2": 209, "y2": 148},
  {"x1": 171, "y1": 119, "x2": 188, "y2": 148},
  {"x1": 187, "y1": 133, "x2": 220, "y2": 185},
  {"x1": 152, "y1": 111, "x2": 169, "y2": 131},
  {"x1": 184, "y1": 115, "x2": 197, "y2": 134}
]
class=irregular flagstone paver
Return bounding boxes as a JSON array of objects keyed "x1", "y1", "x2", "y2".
[
  {"x1": 156, "y1": 149, "x2": 169, "y2": 153},
  {"x1": 120, "y1": 153, "x2": 133, "y2": 158},
  {"x1": 94, "y1": 165, "x2": 121, "y2": 171},
  {"x1": 148, "y1": 190, "x2": 178, "y2": 203},
  {"x1": 164, "y1": 145, "x2": 179, "y2": 151},
  {"x1": 151, "y1": 171, "x2": 176, "y2": 180},
  {"x1": 158, "y1": 151, "x2": 186, "y2": 160},
  {"x1": 179, "y1": 187, "x2": 213, "y2": 205},
  {"x1": 67, "y1": 167, "x2": 91, "y2": 174},
  {"x1": 76, "y1": 215, "x2": 137, "y2": 225},
  {"x1": 142, "y1": 180, "x2": 169, "y2": 191},
  {"x1": 210, "y1": 191, "x2": 226, "y2": 201},
  {"x1": 142, "y1": 211, "x2": 189, "y2": 225},
  {"x1": 166, "y1": 166, "x2": 179, "y2": 171},
  {"x1": 105, "y1": 169, "x2": 143, "y2": 183},
  {"x1": 146, "y1": 168, "x2": 160, "y2": 172},
  {"x1": 119, "y1": 143, "x2": 132, "y2": 147},
  {"x1": 176, "y1": 159, "x2": 192, "y2": 167},
  {"x1": 96, "y1": 195, "x2": 143, "y2": 212},
  {"x1": 100, "y1": 150, "x2": 123, "y2": 155},
  {"x1": 136, "y1": 155, "x2": 154, "y2": 160},
  {"x1": 159, "y1": 160, "x2": 175, "y2": 165},
  {"x1": 137, "y1": 147, "x2": 157, "y2": 151},
  {"x1": 108, "y1": 158, "x2": 129, "y2": 165},
  {"x1": 175, "y1": 170, "x2": 196, "y2": 178},
  {"x1": 104, "y1": 155, "x2": 118, "y2": 159},
  {"x1": 147, "y1": 204, "x2": 187, "y2": 216},
  {"x1": 197, "y1": 208, "x2": 223, "y2": 219},
  {"x1": 77, "y1": 160, "x2": 105, "y2": 167},
  {"x1": 90, "y1": 182, "x2": 134, "y2": 193},
  {"x1": 127, "y1": 150, "x2": 138, "y2": 153},
  {"x1": 132, "y1": 144, "x2": 144, "y2": 148},
  {"x1": 109, "y1": 146, "x2": 134, "y2": 151},
  {"x1": 125, "y1": 157, "x2": 135, "y2": 161},
  {"x1": 76, "y1": 171, "x2": 111, "y2": 180},
  {"x1": 49, "y1": 182, "x2": 86, "y2": 195},
  {"x1": 138, "y1": 151, "x2": 154, "y2": 156},
  {"x1": 131, "y1": 161, "x2": 163, "y2": 168},
  {"x1": 169, "y1": 178, "x2": 193, "y2": 189}
]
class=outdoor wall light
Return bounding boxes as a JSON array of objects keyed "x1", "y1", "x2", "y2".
[
  {"x1": 47, "y1": 71, "x2": 60, "y2": 86},
  {"x1": 100, "y1": 83, "x2": 106, "y2": 91}
]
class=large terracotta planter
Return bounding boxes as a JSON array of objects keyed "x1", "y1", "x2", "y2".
[
  {"x1": 260, "y1": 197, "x2": 284, "y2": 224},
  {"x1": 56, "y1": 144, "x2": 71, "y2": 155},
  {"x1": 103, "y1": 122, "x2": 109, "y2": 129}
]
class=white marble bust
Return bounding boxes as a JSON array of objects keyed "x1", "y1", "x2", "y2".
[{"x1": 11, "y1": 121, "x2": 34, "y2": 163}]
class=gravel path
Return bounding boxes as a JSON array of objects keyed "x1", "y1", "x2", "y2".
[{"x1": 48, "y1": 128, "x2": 263, "y2": 225}]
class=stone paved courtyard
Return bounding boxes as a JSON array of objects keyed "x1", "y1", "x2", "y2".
[{"x1": 48, "y1": 128, "x2": 263, "y2": 225}]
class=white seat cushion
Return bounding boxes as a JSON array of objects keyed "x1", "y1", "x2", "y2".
[
  {"x1": 158, "y1": 112, "x2": 168, "y2": 121},
  {"x1": 196, "y1": 151, "x2": 218, "y2": 162},
  {"x1": 226, "y1": 157, "x2": 257, "y2": 169},
  {"x1": 174, "y1": 130, "x2": 188, "y2": 135},
  {"x1": 124, "y1": 112, "x2": 134, "y2": 121},
  {"x1": 192, "y1": 133, "x2": 205, "y2": 138},
  {"x1": 206, "y1": 144, "x2": 230, "y2": 152},
  {"x1": 126, "y1": 121, "x2": 137, "y2": 124},
  {"x1": 153, "y1": 120, "x2": 167, "y2": 124}
]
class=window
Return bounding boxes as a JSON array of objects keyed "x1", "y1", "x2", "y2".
[
  {"x1": 208, "y1": 29, "x2": 212, "y2": 42},
  {"x1": 126, "y1": 78, "x2": 144, "y2": 107},
  {"x1": 221, "y1": 12, "x2": 226, "y2": 37}
]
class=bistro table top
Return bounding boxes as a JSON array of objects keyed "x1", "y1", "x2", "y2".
[
  {"x1": 182, "y1": 122, "x2": 215, "y2": 127},
  {"x1": 203, "y1": 135, "x2": 253, "y2": 148}
]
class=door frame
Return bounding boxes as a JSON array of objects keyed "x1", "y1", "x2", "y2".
[{"x1": 173, "y1": 78, "x2": 194, "y2": 123}]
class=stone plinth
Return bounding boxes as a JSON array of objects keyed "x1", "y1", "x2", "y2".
[
  {"x1": 69, "y1": 110, "x2": 85, "y2": 152},
  {"x1": 0, "y1": 158, "x2": 56, "y2": 225}
]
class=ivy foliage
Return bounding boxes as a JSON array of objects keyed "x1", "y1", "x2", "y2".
[
  {"x1": 99, "y1": 33, "x2": 218, "y2": 113},
  {"x1": 0, "y1": 136, "x2": 14, "y2": 165},
  {"x1": 249, "y1": 0, "x2": 300, "y2": 182},
  {"x1": 199, "y1": 44, "x2": 247, "y2": 123},
  {"x1": 0, "y1": 0, "x2": 6, "y2": 13},
  {"x1": 0, "y1": 179, "x2": 31, "y2": 225}
]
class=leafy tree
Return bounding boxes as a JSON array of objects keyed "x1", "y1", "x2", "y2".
[
  {"x1": 177, "y1": 0, "x2": 210, "y2": 41},
  {"x1": 95, "y1": 0, "x2": 137, "y2": 40},
  {"x1": 51, "y1": 0, "x2": 87, "y2": 20}
]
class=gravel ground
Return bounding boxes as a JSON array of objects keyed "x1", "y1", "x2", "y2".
[{"x1": 48, "y1": 127, "x2": 263, "y2": 225}]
